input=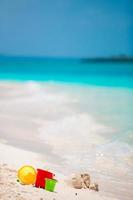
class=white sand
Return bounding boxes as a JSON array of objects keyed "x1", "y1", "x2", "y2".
[
  {"x1": 0, "y1": 81, "x2": 133, "y2": 200},
  {"x1": 0, "y1": 143, "x2": 120, "y2": 200}
]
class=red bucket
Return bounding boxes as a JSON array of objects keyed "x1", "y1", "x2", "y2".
[{"x1": 35, "y1": 169, "x2": 54, "y2": 188}]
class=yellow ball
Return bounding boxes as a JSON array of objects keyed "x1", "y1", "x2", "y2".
[{"x1": 17, "y1": 165, "x2": 37, "y2": 185}]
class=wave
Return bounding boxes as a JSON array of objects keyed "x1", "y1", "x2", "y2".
[{"x1": 0, "y1": 81, "x2": 133, "y2": 177}]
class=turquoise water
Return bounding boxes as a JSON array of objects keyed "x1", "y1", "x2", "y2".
[
  {"x1": 0, "y1": 58, "x2": 133, "y2": 199},
  {"x1": 0, "y1": 58, "x2": 133, "y2": 88}
]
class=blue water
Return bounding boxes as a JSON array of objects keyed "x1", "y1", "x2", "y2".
[
  {"x1": 0, "y1": 58, "x2": 133, "y2": 88},
  {"x1": 0, "y1": 58, "x2": 133, "y2": 199}
]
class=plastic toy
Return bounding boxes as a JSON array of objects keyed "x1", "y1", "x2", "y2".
[
  {"x1": 35, "y1": 168, "x2": 55, "y2": 188},
  {"x1": 45, "y1": 178, "x2": 57, "y2": 192},
  {"x1": 17, "y1": 165, "x2": 37, "y2": 185}
]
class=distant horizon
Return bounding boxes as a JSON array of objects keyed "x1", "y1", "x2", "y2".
[{"x1": 0, "y1": 53, "x2": 133, "y2": 60}]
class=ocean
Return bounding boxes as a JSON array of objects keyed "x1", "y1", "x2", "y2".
[
  {"x1": 0, "y1": 58, "x2": 133, "y2": 199},
  {"x1": 0, "y1": 58, "x2": 133, "y2": 87}
]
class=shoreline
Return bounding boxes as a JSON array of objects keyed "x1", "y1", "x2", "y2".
[
  {"x1": 0, "y1": 81, "x2": 133, "y2": 200},
  {"x1": 0, "y1": 79, "x2": 133, "y2": 91}
]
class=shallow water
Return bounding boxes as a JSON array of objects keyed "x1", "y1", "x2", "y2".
[
  {"x1": 0, "y1": 58, "x2": 133, "y2": 87},
  {"x1": 0, "y1": 60, "x2": 133, "y2": 199}
]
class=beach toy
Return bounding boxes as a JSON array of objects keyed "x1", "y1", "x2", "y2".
[
  {"x1": 45, "y1": 178, "x2": 57, "y2": 192},
  {"x1": 17, "y1": 165, "x2": 37, "y2": 185},
  {"x1": 35, "y1": 169, "x2": 55, "y2": 188}
]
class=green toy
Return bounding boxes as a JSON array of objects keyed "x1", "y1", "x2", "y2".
[{"x1": 45, "y1": 178, "x2": 57, "y2": 192}]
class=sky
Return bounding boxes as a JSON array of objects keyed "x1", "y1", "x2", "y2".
[{"x1": 0, "y1": 0, "x2": 132, "y2": 58}]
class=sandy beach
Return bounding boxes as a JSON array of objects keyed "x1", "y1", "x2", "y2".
[
  {"x1": 1, "y1": 0, "x2": 133, "y2": 198},
  {"x1": 0, "y1": 81, "x2": 133, "y2": 200},
  {"x1": 0, "y1": 143, "x2": 121, "y2": 200}
]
